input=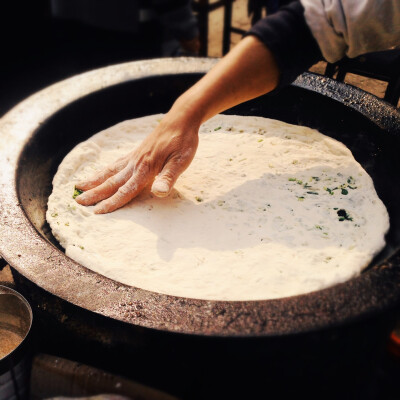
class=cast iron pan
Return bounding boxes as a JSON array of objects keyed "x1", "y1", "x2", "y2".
[{"x1": 1, "y1": 59, "x2": 400, "y2": 398}]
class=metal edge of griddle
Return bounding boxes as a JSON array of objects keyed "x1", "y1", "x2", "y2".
[
  {"x1": 0, "y1": 58, "x2": 399, "y2": 339},
  {"x1": 294, "y1": 72, "x2": 400, "y2": 135}
]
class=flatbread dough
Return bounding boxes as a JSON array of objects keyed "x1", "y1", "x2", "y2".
[{"x1": 47, "y1": 114, "x2": 389, "y2": 300}]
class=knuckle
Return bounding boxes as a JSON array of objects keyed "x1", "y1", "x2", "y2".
[
  {"x1": 118, "y1": 184, "x2": 136, "y2": 196},
  {"x1": 101, "y1": 180, "x2": 114, "y2": 191},
  {"x1": 105, "y1": 164, "x2": 117, "y2": 174},
  {"x1": 106, "y1": 176, "x2": 120, "y2": 187},
  {"x1": 137, "y1": 159, "x2": 151, "y2": 174},
  {"x1": 165, "y1": 159, "x2": 185, "y2": 176},
  {"x1": 159, "y1": 170, "x2": 175, "y2": 183},
  {"x1": 135, "y1": 151, "x2": 153, "y2": 171}
]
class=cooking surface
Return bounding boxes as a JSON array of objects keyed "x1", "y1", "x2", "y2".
[
  {"x1": 1, "y1": 59, "x2": 400, "y2": 337},
  {"x1": 1, "y1": 58, "x2": 400, "y2": 399}
]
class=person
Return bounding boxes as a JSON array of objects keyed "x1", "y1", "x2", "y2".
[
  {"x1": 75, "y1": 0, "x2": 400, "y2": 214},
  {"x1": 248, "y1": 0, "x2": 297, "y2": 25}
]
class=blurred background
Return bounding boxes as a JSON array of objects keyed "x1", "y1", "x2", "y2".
[{"x1": 0, "y1": 0, "x2": 398, "y2": 118}]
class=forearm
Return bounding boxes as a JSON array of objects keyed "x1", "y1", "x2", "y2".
[
  {"x1": 167, "y1": 35, "x2": 280, "y2": 126},
  {"x1": 164, "y1": 0, "x2": 325, "y2": 127}
]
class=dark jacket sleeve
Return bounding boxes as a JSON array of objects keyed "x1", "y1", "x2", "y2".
[{"x1": 245, "y1": 1, "x2": 323, "y2": 88}]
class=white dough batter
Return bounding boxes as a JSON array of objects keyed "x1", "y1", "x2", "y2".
[{"x1": 47, "y1": 114, "x2": 389, "y2": 300}]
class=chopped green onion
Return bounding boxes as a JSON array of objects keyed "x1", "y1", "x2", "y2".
[
  {"x1": 337, "y1": 209, "x2": 353, "y2": 221},
  {"x1": 73, "y1": 187, "x2": 84, "y2": 199}
]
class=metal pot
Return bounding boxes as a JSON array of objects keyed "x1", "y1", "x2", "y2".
[{"x1": 0, "y1": 285, "x2": 33, "y2": 400}]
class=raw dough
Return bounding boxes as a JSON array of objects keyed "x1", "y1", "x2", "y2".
[{"x1": 47, "y1": 114, "x2": 389, "y2": 300}]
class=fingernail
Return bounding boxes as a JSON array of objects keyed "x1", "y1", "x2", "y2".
[
  {"x1": 151, "y1": 180, "x2": 170, "y2": 197},
  {"x1": 94, "y1": 204, "x2": 106, "y2": 214},
  {"x1": 74, "y1": 193, "x2": 85, "y2": 203},
  {"x1": 75, "y1": 182, "x2": 86, "y2": 189},
  {"x1": 75, "y1": 193, "x2": 91, "y2": 205}
]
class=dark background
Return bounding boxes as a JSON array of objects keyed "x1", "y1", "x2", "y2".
[{"x1": 0, "y1": 0, "x2": 165, "y2": 117}]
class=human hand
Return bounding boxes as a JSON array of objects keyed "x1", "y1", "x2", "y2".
[
  {"x1": 75, "y1": 116, "x2": 200, "y2": 214},
  {"x1": 76, "y1": 35, "x2": 280, "y2": 214}
]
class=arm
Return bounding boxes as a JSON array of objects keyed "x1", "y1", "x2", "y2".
[
  {"x1": 75, "y1": 35, "x2": 280, "y2": 213},
  {"x1": 76, "y1": 1, "x2": 324, "y2": 214},
  {"x1": 173, "y1": 35, "x2": 280, "y2": 124}
]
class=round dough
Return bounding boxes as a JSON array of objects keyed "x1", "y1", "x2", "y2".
[{"x1": 47, "y1": 114, "x2": 389, "y2": 300}]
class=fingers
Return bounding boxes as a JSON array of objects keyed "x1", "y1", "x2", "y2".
[
  {"x1": 80, "y1": 150, "x2": 194, "y2": 212},
  {"x1": 75, "y1": 156, "x2": 129, "y2": 191},
  {"x1": 94, "y1": 172, "x2": 149, "y2": 214},
  {"x1": 75, "y1": 167, "x2": 131, "y2": 206},
  {"x1": 151, "y1": 152, "x2": 195, "y2": 198},
  {"x1": 75, "y1": 121, "x2": 199, "y2": 212}
]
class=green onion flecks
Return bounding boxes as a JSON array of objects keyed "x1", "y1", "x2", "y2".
[{"x1": 73, "y1": 187, "x2": 84, "y2": 199}]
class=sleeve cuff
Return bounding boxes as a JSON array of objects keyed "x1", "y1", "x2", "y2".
[{"x1": 245, "y1": 1, "x2": 322, "y2": 88}]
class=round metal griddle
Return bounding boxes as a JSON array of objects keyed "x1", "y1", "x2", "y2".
[
  {"x1": 1, "y1": 57, "x2": 399, "y2": 335},
  {"x1": 1, "y1": 58, "x2": 400, "y2": 397}
]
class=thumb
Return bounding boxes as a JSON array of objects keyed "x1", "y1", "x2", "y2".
[
  {"x1": 151, "y1": 177, "x2": 171, "y2": 198},
  {"x1": 151, "y1": 161, "x2": 183, "y2": 198}
]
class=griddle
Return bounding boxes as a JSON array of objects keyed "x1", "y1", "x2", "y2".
[{"x1": 1, "y1": 58, "x2": 400, "y2": 398}]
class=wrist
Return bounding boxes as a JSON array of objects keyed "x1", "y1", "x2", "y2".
[{"x1": 166, "y1": 91, "x2": 206, "y2": 127}]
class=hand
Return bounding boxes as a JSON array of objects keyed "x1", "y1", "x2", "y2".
[
  {"x1": 75, "y1": 115, "x2": 200, "y2": 214},
  {"x1": 76, "y1": 36, "x2": 279, "y2": 214}
]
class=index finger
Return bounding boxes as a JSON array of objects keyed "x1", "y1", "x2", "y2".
[
  {"x1": 76, "y1": 156, "x2": 129, "y2": 191},
  {"x1": 94, "y1": 171, "x2": 150, "y2": 214}
]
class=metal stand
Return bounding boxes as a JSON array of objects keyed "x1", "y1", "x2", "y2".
[
  {"x1": 324, "y1": 50, "x2": 400, "y2": 107},
  {"x1": 193, "y1": 0, "x2": 236, "y2": 56}
]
